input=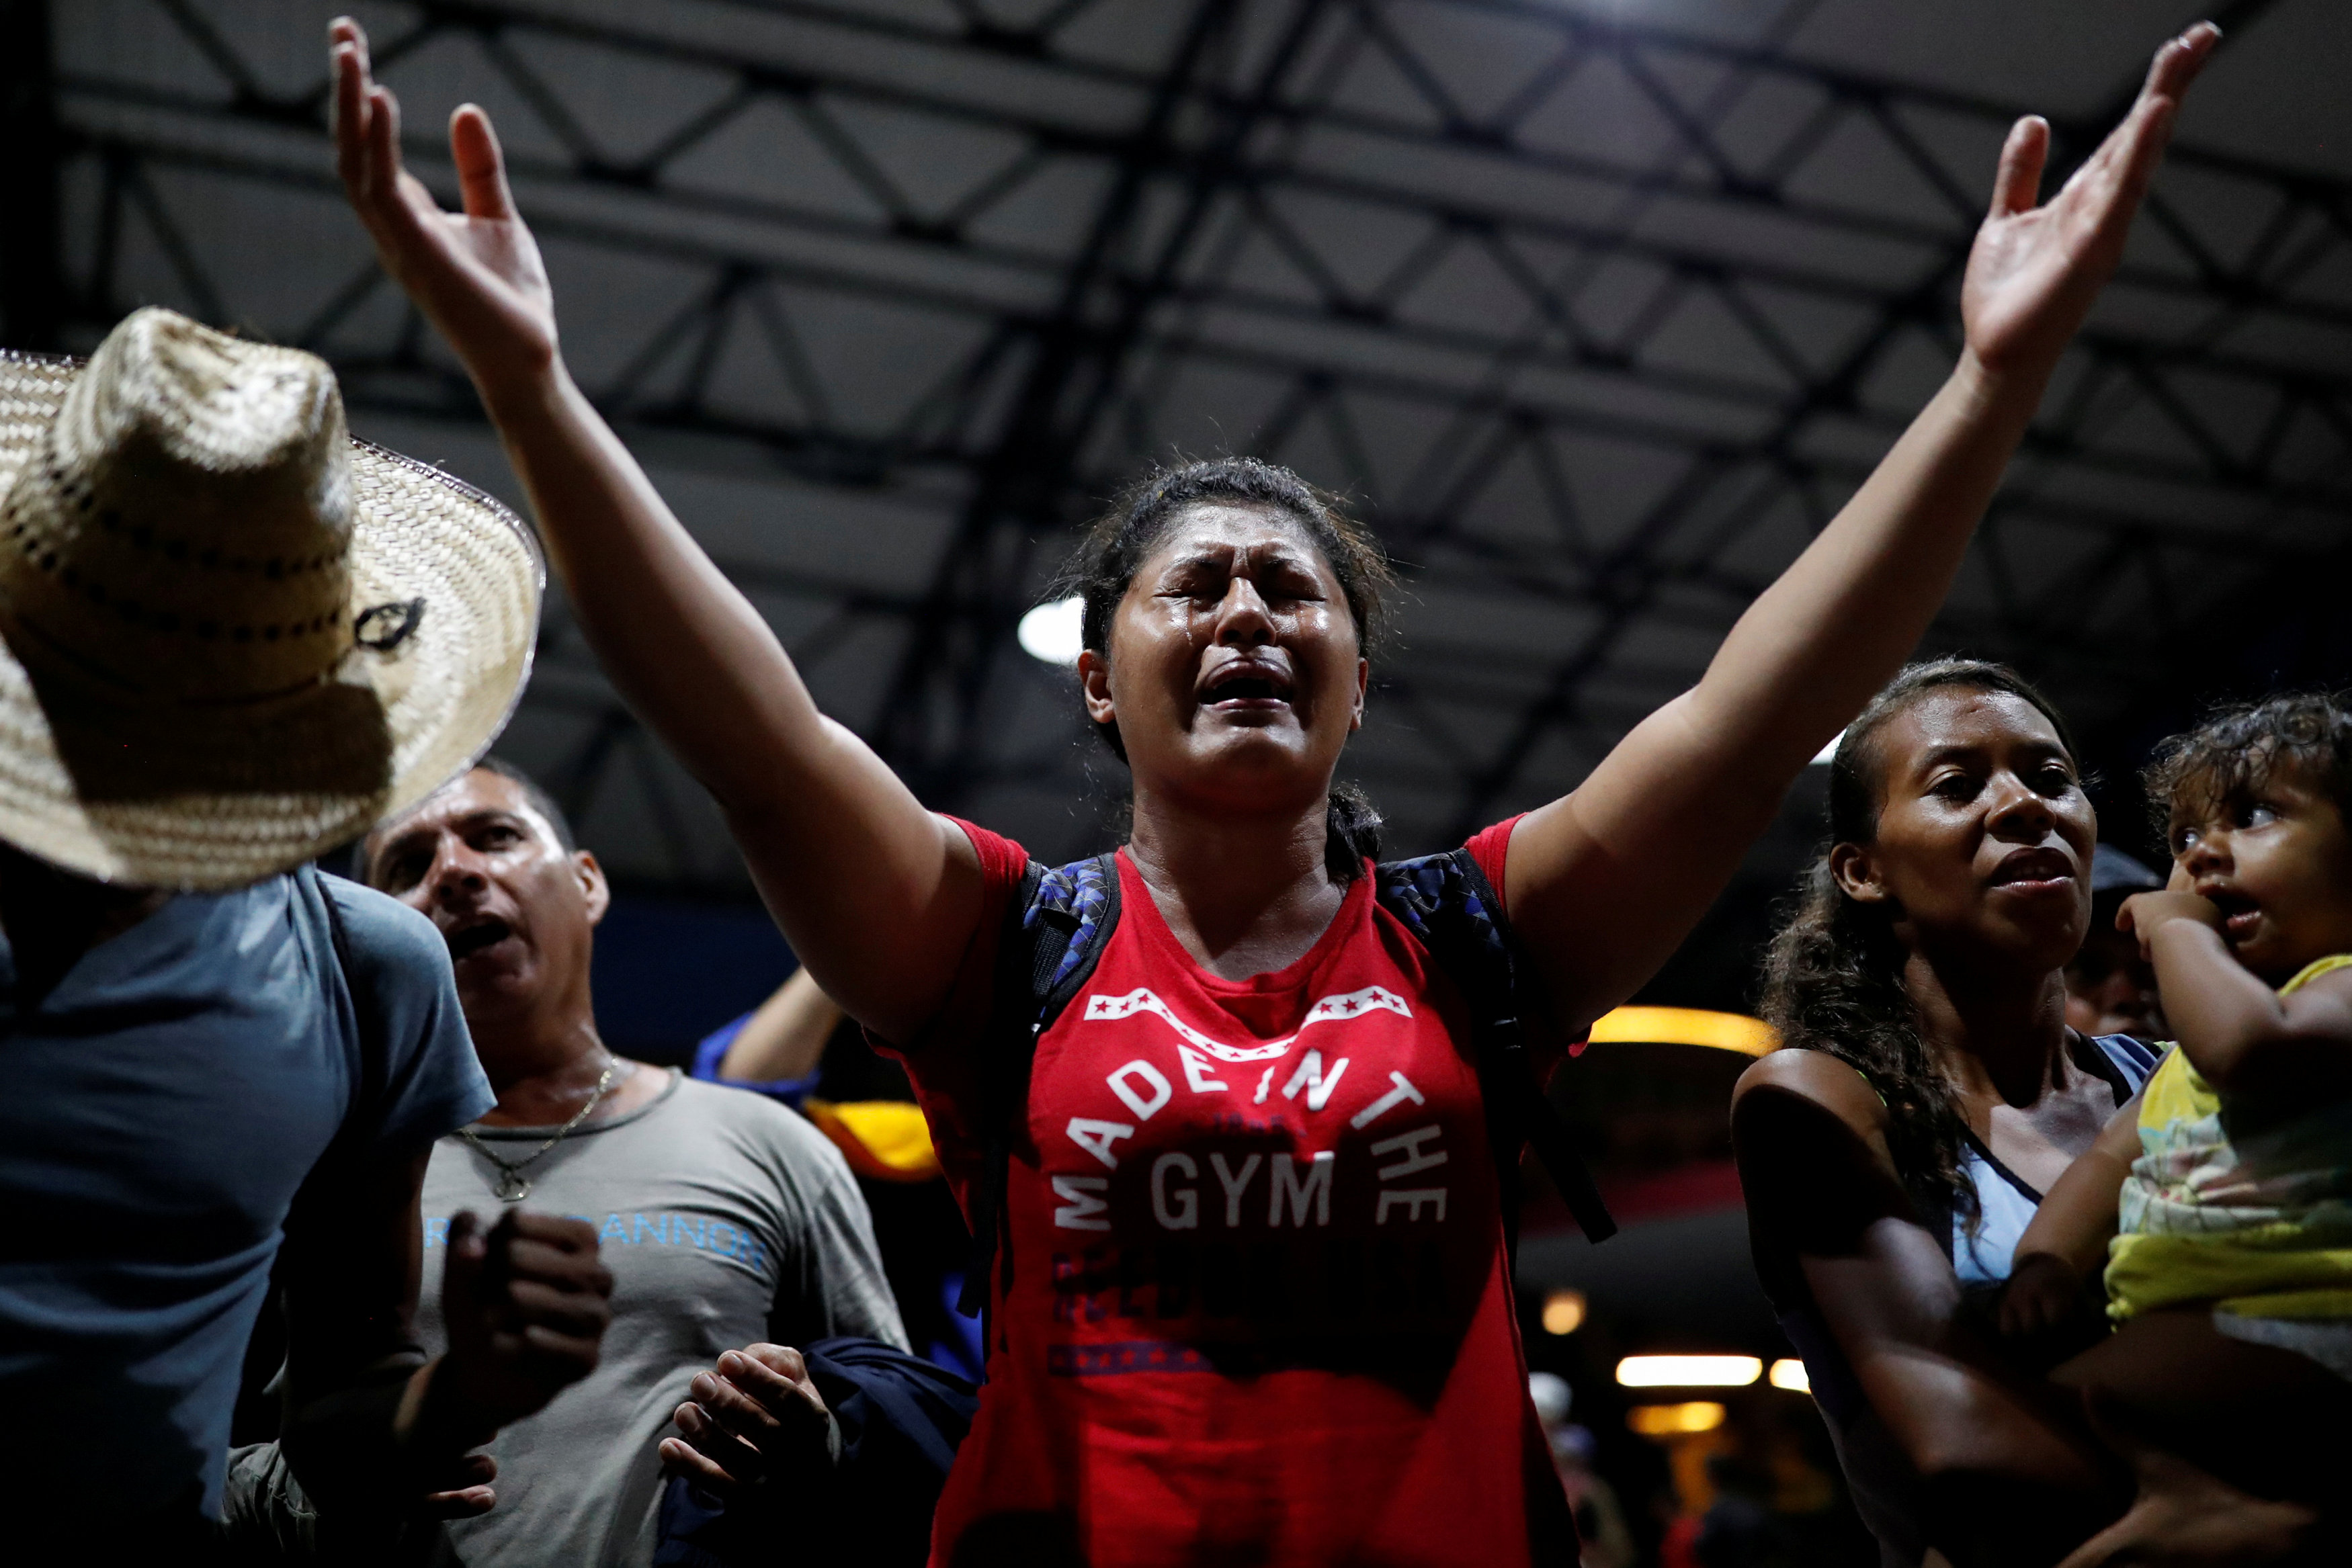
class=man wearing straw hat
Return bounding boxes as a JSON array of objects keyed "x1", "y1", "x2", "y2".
[{"x1": 0, "y1": 306, "x2": 610, "y2": 1556}]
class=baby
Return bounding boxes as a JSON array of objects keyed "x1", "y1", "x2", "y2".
[{"x1": 1999, "y1": 693, "x2": 2352, "y2": 1487}]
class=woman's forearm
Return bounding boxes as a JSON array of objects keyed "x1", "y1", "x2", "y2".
[
  {"x1": 472, "y1": 363, "x2": 974, "y2": 1034},
  {"x1": 455, "y1": 378, "x2": 972, "y2": 1037},
  {"x1": 329, "y1": 15, "x2": 981, "y2": 1033},
  {"x1": 1505, "y1": 36, "x2": 2212, "y2": 1025},
  {"x1": 477, "y1": 363, "x2": 831, "y2": 812},
  {"x1": 720, "y1": 969, "x2": 843, "y2": 1082},
  {"x1": 1686, "y1": 25, "x2": 2215, "y2": 783},
  {"x1": 1688, "y1": 351, "x2": 2040, "y2": 775},
  {"x1": 1513, "y1": 356, "x2": 2046, "y2": 1021}
]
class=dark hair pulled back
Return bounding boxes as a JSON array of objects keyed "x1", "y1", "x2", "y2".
[
  {"x1": 1759, "y1": 658, "x2": 2078, "y2": 1228},
  {"x1": 1056, "y1": 455, "x2": 1396, "y2": 883}
]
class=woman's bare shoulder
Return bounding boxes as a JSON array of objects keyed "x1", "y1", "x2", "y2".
[
  {"x1": 1733, "y1": 1049, "x2": 1910, "y2": 1229},
  {"x1": 1734, "y1": 1047, "x2": 1888, "y2": 1136}
]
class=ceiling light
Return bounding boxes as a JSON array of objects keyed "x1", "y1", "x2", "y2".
[
  {"x1": 1616, "y1": 1354, "x2": 1762, "y2": 1388},
  {"x1": 1541, "y1": 1289, "x2": 1587, "y2": 1336},
  {"x1": 1017, "y1": 595, "x2": 1085, "y2": 667},
  {"x1": 1769, "y1": 1358, "x2": 1810, "y2": 1393},
  {"x1": 1627, "y1": 1401, "x2": 1726, "y2": 1436}
]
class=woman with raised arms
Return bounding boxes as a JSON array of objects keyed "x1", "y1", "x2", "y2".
[{"x1": 329, "y1": 17, "x2": 2216, "y2": 1565}]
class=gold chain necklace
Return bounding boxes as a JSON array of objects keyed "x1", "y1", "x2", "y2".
[{"x1": 458, "y1": 1063, "x2": 620, "y2": 1203}]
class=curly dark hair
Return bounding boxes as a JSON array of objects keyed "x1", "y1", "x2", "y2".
[
  {"x1": 2142, "y1": 690, "x2": 2352, "y2": 847},
  {"x1": 1053, "y1": 455, "x2": 1398, "y2": 883},
  {"x1": 1760, "y1": 658, "x2": 2080, "y2": 1229}
]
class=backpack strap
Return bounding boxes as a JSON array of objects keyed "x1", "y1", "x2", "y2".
[
  {"x1": 956, "y1": 853, "x2": 1121, "y2": 1325},
  {"x1": 1374, "y1": 849, "x2": 1618, "y2": 1248}
]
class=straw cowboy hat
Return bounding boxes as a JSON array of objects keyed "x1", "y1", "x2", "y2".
[{"x1": 0, "y1": 307, "x2": 542, "y2": 889}]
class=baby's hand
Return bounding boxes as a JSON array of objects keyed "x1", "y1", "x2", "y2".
[
  {"x1": 1997, "y1": 1251, "x2": 2086, "y2": 1341},
  {"x1": 2116, "y1": 890, "x2": 2220, "y2": 961}
]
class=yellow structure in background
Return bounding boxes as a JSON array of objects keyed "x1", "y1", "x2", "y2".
[
  {"x1": 1769, "y1": 1358, "x2": 1810, "y2": 1393},
  {"x1": 1627, "y1": 1401, "x2": 1726, "y2": 1436},
  {"x1": 1587, "y1": 1006, "x2": 1780, "y2": 1057},
  {"x1": 804, "y1": 1099, "x2": 943, "y2": 1182}
]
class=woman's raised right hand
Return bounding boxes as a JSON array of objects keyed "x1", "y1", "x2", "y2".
[
  {"x1": 1956, "y1": 24, "x2": 2216, "y2": 382},
  {"x1": 331, "y1": 16, "x2": 560, "y2": 398}
]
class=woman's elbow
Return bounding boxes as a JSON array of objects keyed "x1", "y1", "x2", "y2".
[{"x1": 1895, "y1": 1406, "x2": 2105, "y2": 1497}]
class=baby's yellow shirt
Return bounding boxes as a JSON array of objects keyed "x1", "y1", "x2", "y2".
[{"x1": 2105, "y1": 954, "x2": 2352, "y2": 1321}]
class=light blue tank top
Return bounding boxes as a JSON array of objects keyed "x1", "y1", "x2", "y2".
[{"x1": 1949, "y1": 1033, "x2": 2161, "y2": 1284}]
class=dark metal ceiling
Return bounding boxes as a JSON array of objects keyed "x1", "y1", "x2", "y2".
[{"x1": 8, "y1": 0, "x2": 2350, "y2": 896}]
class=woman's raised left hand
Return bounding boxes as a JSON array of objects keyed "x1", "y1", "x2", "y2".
[
  {"x1": 1960, "y1": 24, "x2": 2218, "y2": 380},
  {"x1": 330, "y1": 15, "x2": 560, "y2": 397}
]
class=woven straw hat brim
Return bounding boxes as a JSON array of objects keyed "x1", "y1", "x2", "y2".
[{"x1": 0, "y1": 349, "x2": 543, "y2": 890}]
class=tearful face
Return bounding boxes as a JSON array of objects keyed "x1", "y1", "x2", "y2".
[{"x1": 1085, "y1": 505, "x2": 1367, "y2": 813}]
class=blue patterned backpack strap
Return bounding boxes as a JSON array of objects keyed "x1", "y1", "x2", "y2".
[
  {"x1": 1374, "y1": 848, "x2": 1618, "y2": 1248},
  {"x1": 957, "y1": 852, "x2": 1122, "y2": 1328}
]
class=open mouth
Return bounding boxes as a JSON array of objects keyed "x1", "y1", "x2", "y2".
[
  {"x1": 1989, "y1": 848, "x2": 2073, "y2": 891},
  {"x1": 2203, "y1": 886, "x2": 2261, "y2": 942},
  {"x1": 1200, "y1": 660, "x2": 1295, "y2": 709},
  {"x1": 447, "y1": 916, "x2": 515, "y2": 961}
]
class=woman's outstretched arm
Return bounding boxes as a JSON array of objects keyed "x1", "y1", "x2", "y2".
[
  {"x1": 1505, "y1": 25, "x2": 2218, "y2": 1029},
  {"x1": 329, "y1": 19, "x2": 978, "y2": 1042}
]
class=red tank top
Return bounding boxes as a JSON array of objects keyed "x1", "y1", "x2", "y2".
[{"x1": 892, "y1": 820, "x2": 1568, "y2": 1567}]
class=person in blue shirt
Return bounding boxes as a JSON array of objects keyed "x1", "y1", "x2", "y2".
[{"x1": 0, "y1": 307, "x2": 610, "y2": 1556}]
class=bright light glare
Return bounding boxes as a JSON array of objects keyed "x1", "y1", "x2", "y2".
[
  {"x1": 1810, "y1": 729, "x2": 1845, "y2": 767},
  {"x1": 1017, "y1": 595, "x2": 1085, "y2": 667},
  {"x1": 1769, "y1": 1358, "x2": 1810, "y2": 1393},
  {"x1": 1541, "y1": 1289, "x2": 1587, "y2": 1336},
  {"x1": 1615, "y1": 1355, "x2": 1763, "y2": 1389},
  {"x1": 1627, "y1": 1401, "x2": 1726, "y2": 1436}
]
